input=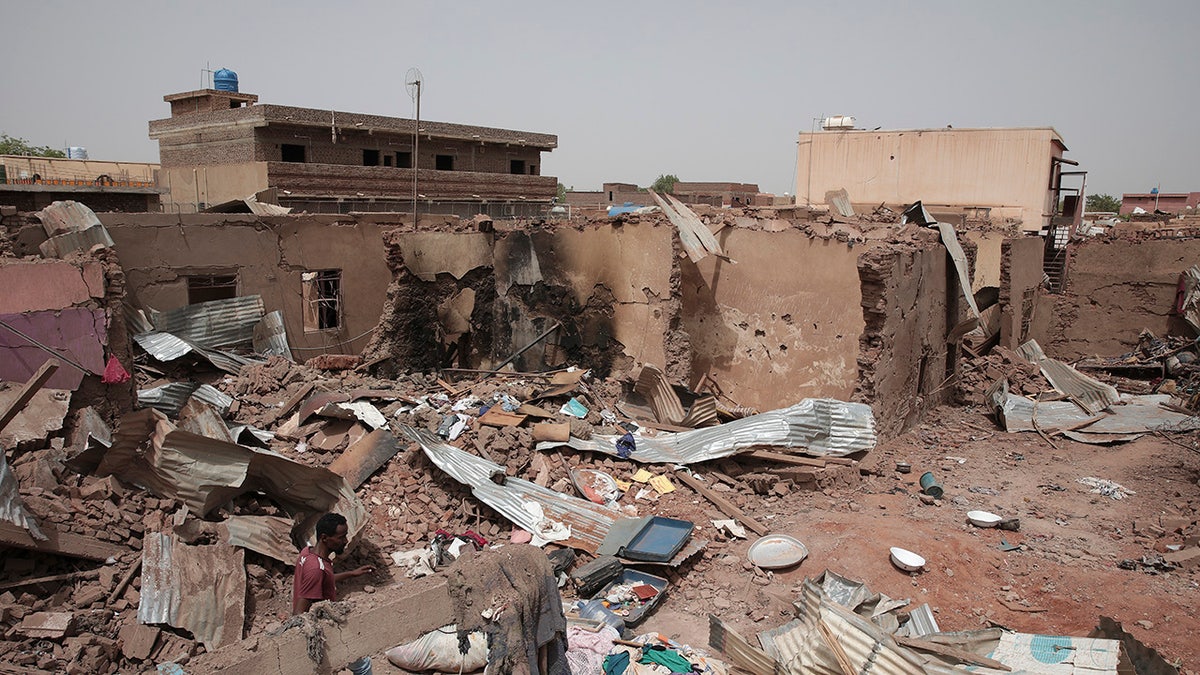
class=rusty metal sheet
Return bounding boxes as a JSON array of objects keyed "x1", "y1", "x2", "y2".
[
  {"x1": 400, "y1": 425, "x2": 705, "y2": 564},
  {"x1": 150, "y1": 295, "x2": 265, "y2": 349},
  {"x1": 138, "y1": 532, "x2": 246, "y2": 651},
  {"x1": 0, "y1": 446, "x2": 46, "y2": 540},
  {"x1": 538, "y1": 399, "x2": 876, "y2": 462},
  {"x1": 177, "y1": 398, "x2": 236, "y2": 444},
  {"x1": 328, "y1": 428, "x2": 403, "y2": 490},
  {"x1": 220, "y1": 515, "x2": 298, "y2": 564},
  {"x1": 634, "y1": 363, "x2": 686, "y2": 425},
  {"x1": 1017, "y1": 339, "x2": 1119, "y2": 414},
  {"x1": 99, "y1": 409, "x2": 366, "y2": 545}
]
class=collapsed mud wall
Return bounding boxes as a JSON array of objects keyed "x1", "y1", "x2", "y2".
[
  {"x1": 856, "y1": 230, "x2": 967, "y2": 438},
  {"x1": 998, "y1": 236, "x2": 1047, "y2": 349},
  {"x1": 1047, "y1": 235, "x2": 1200, "y2": 359},
  {"x1": 101, "y1": 213, "x2": 396, "y2": 355},
  {"x1": 681, "y1": 228, "x2": 864, "y2": 411}
]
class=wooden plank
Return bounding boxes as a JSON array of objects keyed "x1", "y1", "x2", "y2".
[
  {"x1": 673, "y1": 471, "x2": 768, "y2": 536},
  {"x1": 746, "y1": 450, "x2": 826, "y2": 468},
  {"x1": 0, "y1": 520, "x2": 126, "y2": 562},
  {"x1": 266, "y1": 381, "x2": 315, "y2": 425},
  {"x1": 0, "y1": 359, "x2": 60, "y2": 433},
  {"x1": 0, "y1": 568, "x2": 98, "y2": 592},
  {"x1": 893, "y1": 634, "x2": 1012, "y2": 671}
]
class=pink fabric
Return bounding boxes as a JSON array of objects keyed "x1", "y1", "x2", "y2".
[{"x1": 102, "y1": 355, "x2": 130, "y2": 384}]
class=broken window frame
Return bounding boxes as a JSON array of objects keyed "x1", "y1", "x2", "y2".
[
  {"x1": 302, "y1": 270, "x2": 343, "y2": 332},
  {"x1": 186, "y1": 274, "x2": 239, "y2": 305}
]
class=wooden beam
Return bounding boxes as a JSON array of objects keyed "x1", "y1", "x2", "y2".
[
  {"x1": 892, "y1": 634, "x2": 1012, "y2": 671},
  {"x1": 745, "y1": 450, "x2": 826, "y2": 468},
  {"x1": 672, "y1": 471, "x2": 769, "y2": 536},
  {"x1": 0, "y1": 359, "x2": 60, "y2": 433},
  {"x1": 0, "y1": 568, "x2": 99, "y2": 592},
  {"x1": 266, "y1": 381, "x2": 315, "y2": 426},
  {"x1": 0, "y1": 520, "x2": 126, "y2": 562}
]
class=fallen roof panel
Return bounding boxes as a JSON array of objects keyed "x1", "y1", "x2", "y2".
[
  {"x1": 1017, "y1": 339, "x2": 1120, "y2": 414},
  {"x1": 139, "y1": 532, "x2": 246, "y2": 651},
  {"x1": 537, "y1": 398, "x2": 876, "y2": 462},
  {"x1": 400, "y1": 425, "x2": 704, "y2": 563},
  {"x1": 150, "y1": 295, "x2": 265, "y2": 349},
  {"x1": 137, "y1": 382, "x2": 233, "y2": 418}
]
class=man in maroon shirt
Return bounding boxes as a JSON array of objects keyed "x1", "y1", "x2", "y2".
[{"x1": 292, "y1": 512, "x2": 374, "y2": 614}]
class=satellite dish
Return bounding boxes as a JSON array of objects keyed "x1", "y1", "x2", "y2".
[{"x1": 405, "y1": 67, "x2": 423, "y2": 102}]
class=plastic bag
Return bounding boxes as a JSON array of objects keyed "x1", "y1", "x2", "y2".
[{"x1": 386, "y1": 625, "x2": 489, "y2": 673}]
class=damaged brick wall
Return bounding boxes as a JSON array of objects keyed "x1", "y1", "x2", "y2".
[
  {"x1": 1046, "y1": 234, "x2": 1200, "y2": 359},
  {"x1": 855, "y1": 230, "x2": 968, "y2": 439},
  {"x1": 998, "y1": 236, "x2": 1047, "y2": 349}
]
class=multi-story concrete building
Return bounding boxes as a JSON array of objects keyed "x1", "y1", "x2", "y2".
[{"x1": 149, "y1": 85, "x2": 558, "y2": 216}]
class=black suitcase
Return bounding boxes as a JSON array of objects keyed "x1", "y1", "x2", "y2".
[{"x1": 570, "y1": 555, "x2": 623, "y2": 597}]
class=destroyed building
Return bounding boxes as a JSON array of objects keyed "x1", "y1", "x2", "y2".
[
  {"x1": 0, "y1": 147, "x2": 1198, "y2": 671},
  {"x1": 149, "y1": 74, "x2": 559, "y2": 216}
]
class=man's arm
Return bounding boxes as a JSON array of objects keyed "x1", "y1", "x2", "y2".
[
  {"x1": 292, "y1": 596, "x2": 313, "y2": 616},
  {"x1": 333, "y1": 565, "x2": 374, "y2": 583}
]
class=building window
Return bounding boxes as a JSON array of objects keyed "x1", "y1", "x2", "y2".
[
  {"x1": 187, "y1": 274, "x2": 238, "y2": 305},
  {"x1": 383, "y1": 155, "x2": 393, "y2": 167},
  {"x1": 396, "y1": 151, "x2": 412, "y2": 168},
  {"x1": 435, "y1": 154, "x2": 454, "y2": 171},
  {"x1": 363, "y1": 149, "x2": 380, "y2": 166},
  {"x1": 302, "y1": 270, "x2": 341, "y2": 331},
  {"x1": 510, "y1": 159, "x2": 526, "y2": 175},
  {"x1": 281, "y1": 144, "x2": 306, "y2": 163}
]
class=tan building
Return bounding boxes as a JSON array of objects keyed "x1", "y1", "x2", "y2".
[
  {"x1": 0, "y1": 155, "x2": 164, "y2": 212},
  {"x1": 796, "y1": 126, "x2": 1082, "y2": 233}
]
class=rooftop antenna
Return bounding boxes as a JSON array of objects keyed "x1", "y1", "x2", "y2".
[
  {"x1": 200, "y1": 61, "x2": 215, "y2": 90},
  {"x1": 405, "y1": 67, "x2": 423, "y2": 222}
]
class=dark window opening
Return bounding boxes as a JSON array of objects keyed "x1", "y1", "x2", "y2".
[
  {"x1": 303, "y1": 270, "x2": 342, "y2": 331},
  {"x1": 362, "y1": 149, "x2": 380, "y2": 166},
  {"x1": 510, "y1": 159, "x2": 526, "y2": 175},
  {"x1": 229, "y1": 101, "x2": 240, "y2": 109},
  {"x1": 435, "y1": 154, "x2": 454, "y2": 171},
  {"x1": 383, "y1": 155, "x2": 393, "y2": 167},
  {"x1": 529, "y1": 164, "x2": 537, "y2": 175},
  {"x1": 187, "y1": 275, "x2": 238, "y2": 305},
  {"x1": 396, "y1": 151, "x2": 412, "y2": 168},
  {"x1": 281, "y1": 144, "x2": 306, "y2": 163},
  {"x1": 608, "y1": 191, "x2": 613, "y2": 201}
]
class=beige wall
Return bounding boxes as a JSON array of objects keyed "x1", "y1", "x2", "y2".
[
  {"x1": 963, "y1": 231, "x2": 1005, "y2": 290},
  {"x1": 0, "y1": 155, "x2": 158, "y2": 183},
  {"x1": 161, "y1": 163, "x2": 269, "y2": 211},
  {"x1": 796, "y1": 128, "x2": 1062, "y2": 232}
]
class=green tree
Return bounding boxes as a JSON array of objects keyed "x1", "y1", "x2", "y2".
[
  {"x1": 1085, "y1": 193, "x2": 1121, "y2": 213},
  {"x1": 0, "y1": 133, "x2": 66, "y2": 158},
  {"x1": 555, "y1": 182, "x2": 567, "y2": 203},
  {"x1": 651, "y1": 174, "x2": 679, "y2": 194}
]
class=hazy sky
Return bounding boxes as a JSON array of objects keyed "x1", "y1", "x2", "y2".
[{"x1": 3, "y1": 1, "x2": 1197, "y2": 197}]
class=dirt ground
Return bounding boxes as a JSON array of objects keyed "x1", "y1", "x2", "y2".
[{"x1": 329, "y1": 402, "x2": 1200, "y2": 674}]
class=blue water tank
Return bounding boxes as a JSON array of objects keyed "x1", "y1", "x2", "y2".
[{"x1": 213, "y1": 68, "x2": 239, "y2": 92}]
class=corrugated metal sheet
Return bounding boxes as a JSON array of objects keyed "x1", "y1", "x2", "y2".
[
  {"x1": 36, "y1": 200, "x2": 100, "y2": 236},
  {"x1": 0, "y1": 449, "x2": 46, "y2": 540},
  {"x1": 932, "y1": 222, "x2": 981, "y2": 318},
  {"x1": 1180, "y1": 266, "x2": 1200, "y2": 333},
  {"x1": 538, "y1": 399, "x2": 876, "y2": 462},
  {"x1": 138, "y1": 532, "x2": 246, "y2": 651},
  {"x1": 400, "y1": 425, "x2": 705, "y2": 563},
  {"x1": 221, "y1": 515, "x2": 298, "y2": 564},
  {"x1": 651, "y1": 190, "x2": 728, "y2": 262},
  {"x1": 1017, "y1": 339, "x2": 1119, "y2": 414},
  {"x1": 252, "y1": 310, "x2": 292, "y2": 360},
  {"x1": 898, "y1": 604, "x2": 939, "y2": 638},
  {"x1": 994, "y1": 392, "x2": 1198, "y2": 440},
  {"x1": 151, "y1": 295, "x2": 265, "y2": 349},
  {"x1": 133, "y1": 331, "x2": 260, "y2": 375},
  {"x1": 38, "y1": 224, "x2": 115, "y2": 258},
  {"x1": 100, "y1": 409, "x2": 366, "y2": 545},
  {"x1": 137, "y1": 382, "x2": 233, "y2": 418},
  {"x1": 634, "y1": 364, "x2": 686, "y2": 425}
]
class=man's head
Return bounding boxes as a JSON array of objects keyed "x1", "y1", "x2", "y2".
[{"x1": 315, "y1": 512, "x2": 349, "y2": 554}]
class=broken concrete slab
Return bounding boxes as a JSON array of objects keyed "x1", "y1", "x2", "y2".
[
  {"x1": 118, "y1": 623, "x2": 160, "y2": 661},
  {"x1": 17, "y1": 611, "x2": 77, "y2": 639}
]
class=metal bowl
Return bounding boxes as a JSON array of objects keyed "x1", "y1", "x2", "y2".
[
  {"x1": 889, "y1": 546, "x2": 926, "y2": 572},
  {"x1": 748, "y1": 534, "x2": 809, "y2": 569}
]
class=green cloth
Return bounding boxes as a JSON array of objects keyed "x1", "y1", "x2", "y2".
[
  {"x1": 603, "y1": 651, "x2": 630, "y2": 675},
  {"x1": 638, "y1": 645, "x2": 695, "y2": 673}
]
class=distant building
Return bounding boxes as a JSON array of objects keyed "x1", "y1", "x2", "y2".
[
  {"x1": 1120, "y1": 191, "x2": 1200, "y2": 215},
  {"x1": 796, "y1": 126, "x2": 1083, "y2": 233},
  {"x1": 0, "y1": 155, "x2": 163, "y2": 212},
  {"x1": 672, "y1": 182, "x2": 761, "y2": 207},
  {"x1": 149, "y1": 85, "x2": 558, "y2": 216},
  {"x1": 563, "y1": 180, "x2": 773, "y2": 213}
]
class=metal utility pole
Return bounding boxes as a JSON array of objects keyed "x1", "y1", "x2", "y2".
[{"x1": 406, "y1": 68, "x2": 423, "y2": 223}]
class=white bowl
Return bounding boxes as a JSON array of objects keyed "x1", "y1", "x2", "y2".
[
  {"x1": 966, "y1": 510, "x2": 1002, "y2": 528},
  {"x1": 889, "y1": 547, "x2": 926, "y2": 572}
]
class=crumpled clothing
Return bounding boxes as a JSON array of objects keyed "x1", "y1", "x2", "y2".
[
  {"x1": 604, "y1": 651, "x2": 631, "y2": 675},
  {"x1": 639, "y1": 645, "x2": 695, "y2": 673},
  {"x1": 523, "y1": 502, "x2": 571, "y2": 546},
  {"x1": 567, "y1": 625, "x2": 619, "y2": 674}
]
